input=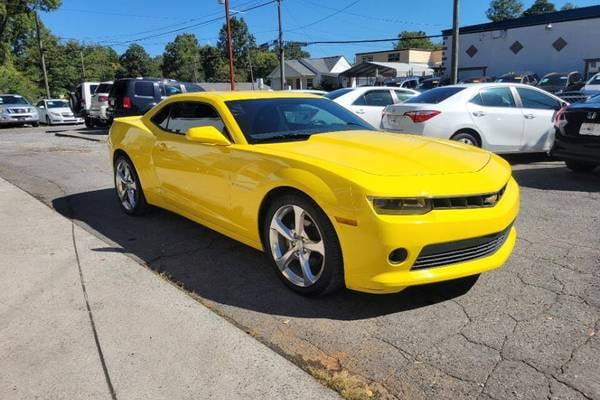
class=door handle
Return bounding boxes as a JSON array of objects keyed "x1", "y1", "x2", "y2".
[
  {"x1": 158, "y1": 142, "x2": 168, "y2": 151},
  {"x1": 355, "y1": 109, "x2": 365, "y2": 114},
  {"x1": 472, "y1": 111, "x2": 485, "y2": 117},
  {"x1": 524, "y1": 114, "x2": 535, "y2": 119}
]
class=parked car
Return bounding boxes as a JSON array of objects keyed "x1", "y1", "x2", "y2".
[
  {"x1": 383, "y1": 76, "x2": 422, "y2": 89},
  {"x1": 381, "y1": 83, "x2": 567, "y2": 153},
  {"x1": 536, "y1": 71, "x2": 584, "y2": 94},
  {"x1": 288, "y1": 89, "x2": 328, "y2": 96},
  {"x1": 496, "y1": 72, "x2": 539, "y2": 85},
  {"x1": 0, "y1": 94, "x2": 39, "y2": 127},
  {"x1": 87, "y1": 81, "x2": 113, "y2": 127},
  {"x1": 460, "y1": 76, "x2": 496, "y2": 84},
  {"x1": 558, "y1": 73, "x2": 600, "y2": 104},
  {"x1": 109, "y1": 91, "x2": 519, "y2": 296},
  {"x1": 325, "y1": 86, "x2": 419, "y2": 127},
  {"x1": 550, "y1": 95, "x2": 600, "y2": 172},
  {"x1": 107, "y1": 78, "x2": 186, "y2": 121},
  {"x1": 416, "y1": 77, "x2": 451, "y2": 92},
  {"x1": 36, "y1": 98, "x2": 82, "y2": 125},
  {"x1": 69, "y1": 81, "x2": 99, "y2": 118}
]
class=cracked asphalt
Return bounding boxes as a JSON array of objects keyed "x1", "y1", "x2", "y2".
[{"x1": 1, "y1": 125, "x2": 598, "y2": 400}]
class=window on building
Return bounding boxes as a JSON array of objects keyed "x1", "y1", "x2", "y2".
[
  {"x1": 306, "y1": 78, "x2": 314, "y2": 89},
  {"x1": 361, "y1": 56, "x2": 373, "y2": 62},
  {"x1": 387, "y1": 53, "x2": 400, "y2": 62}
]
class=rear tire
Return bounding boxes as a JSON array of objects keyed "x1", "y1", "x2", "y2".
[
  {"x1": 113, "y1": 155, "x2": 149, "y2": 216},
  {"x1": 451, "y1": 131, "x2": 480, "y2": 147},
  {"x1": 32, "y1": 122, "x2": 39, "y2": 127},
  {"x1": 262, "y1": 194, "x2": 344, "y2": 296},
  {"x1": 45, "y1": 116, "x2": 51, "y2": 126},
  {"x1": 565, "y1": 160, "x2": 597, "y2": 173}
]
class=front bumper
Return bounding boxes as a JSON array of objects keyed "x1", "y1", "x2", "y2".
[
  {"x1": 89, "y1": 105, "x2": 109, "y2": 120},
  {"x1": 0, "y1": 114, "x2": 39, "y2": 125},
  {"x1": 48, "y1": 115, "x2": 83, "y2": 124},
  {"x1": 338, "y1": 177, "x2": 520, "y2": 294},
  {"x1": 550, "y1": 131, "x2": 600, "y2": 165}
]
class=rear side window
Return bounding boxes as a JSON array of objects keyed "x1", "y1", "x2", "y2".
[
  {"x1": 395, "y1": 90, "x2": 415, "y2": 102},
  {"x1": 517, "y1": 88, "x2": 560, "y2": 110},
  {"x1": 135, "y1": 81, "x2": 155, "y2": 97},
  {"x1": 89, "y1": 85, "x2": 98, "y2": 95},
  {"x1": 471, "y1": 87, "x2": 515, "y2": 108},
  {"x1": 111, "y1": 80, "x2": 128, "y2": 97},
  {"x1": 407, "y1": 87, "x2": 465, "y2": 104},
  {"x1": 96, "y1": 84, "x2": 112, "y2": 93},
  {"x1": 151, "y1": 105, "x2": 171, "y2": 130},
  {"x1": 353, "y1": 90, "x2": 394, "y2": 106}
]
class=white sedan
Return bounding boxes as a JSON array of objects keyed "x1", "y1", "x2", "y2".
[
  {"x1": 325, "y1": 86, "x2": 419, "y2": 127},
  {"x1": 36, "y1": 99, "x2": 83, "y2": 125},
  {"x1": 381, "y1": 83, "x2": 567, "y2": 153}
]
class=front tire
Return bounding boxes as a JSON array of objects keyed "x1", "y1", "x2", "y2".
[
  {"x1": 85, "y1": 117, "x2": 94, "y2": 128},
  {"x1": 262, "y1": 194, "x2": 344, "y2": 296},
  {"x1": 113, "y1": 156, "x2": 148, "y2": 216},
  {"x1": 451, "y1": 131, "x2": 480, "y2": 147},
  {"x1": 565, "y1": 160, "x2": 596, "y2": 173}
]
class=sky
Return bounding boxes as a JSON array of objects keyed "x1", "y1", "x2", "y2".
[{"x1": 41, "y1": 0, "x2": 599, "y2": 62}]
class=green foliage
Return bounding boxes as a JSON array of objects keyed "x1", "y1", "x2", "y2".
[
  {"x1": 486, "y1": 0, "x2": 524, "y2": 21},
  {"x1": 283, "y1": 42, "x2": 310, "y2": 59},
  {"x1": 0, "y1": 62, "x2": 40, "y2": 101},
  {"x1": 395, "y1": 31, "x2": 441, "y2": 50},
  {"x1": 561, "y1": 2, "x2": 577, "y2": 10},
  {"x1": 217, "y1": 17, "x2": 256, "y2": 80},
  {"x1": 162, "y1": 34, "x2": 203, "y2": 82},
  {"x1": 522, "y1": 0, "x2": 556, "y2": 16},
  {"x1": 117, "y1": 43, "x2": 151, "y2": 78},
  {"x1": 250, "y1": 49, "x2": 278, "y2": 79}
]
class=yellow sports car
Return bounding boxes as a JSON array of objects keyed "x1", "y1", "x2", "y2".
[{"x1": 108, "y1": 91, "x2": 519, "y2": 296}]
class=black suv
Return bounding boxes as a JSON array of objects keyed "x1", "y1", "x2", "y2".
[
  {"x1": 107, "y1": 78, "x2": 203, "y2": 121},
  {"x1": 537, "y1": 71, "x2": 584, "y2": 94}
]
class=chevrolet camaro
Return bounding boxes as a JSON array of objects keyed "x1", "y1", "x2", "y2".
[{"x1": 108, "y1": 92, "x2": 519, "y2": 296}]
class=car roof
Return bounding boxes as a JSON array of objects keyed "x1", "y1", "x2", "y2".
[
  {"x1": 165, "y1": 91, "x2": 321, "y2": 101},
  {"x1": 44, "y1": 98, "x2": 68, "y2": 101}
]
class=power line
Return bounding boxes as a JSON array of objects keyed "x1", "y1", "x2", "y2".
[{"x1": 286, "y1": 0, "x2": 362, "y2": 31}]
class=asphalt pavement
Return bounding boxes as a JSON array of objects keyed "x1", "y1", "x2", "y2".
[{"x1": 0, "y1": 125, "x2": 598, "y2": 400}]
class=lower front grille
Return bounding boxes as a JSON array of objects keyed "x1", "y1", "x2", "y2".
[{"x1": 412, "y1": 224, "x2": 512, "y2": 270}]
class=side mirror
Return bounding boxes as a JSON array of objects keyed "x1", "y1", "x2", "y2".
[{"x1": 185, "y1": 126, "x2": 231, "y2": 146}]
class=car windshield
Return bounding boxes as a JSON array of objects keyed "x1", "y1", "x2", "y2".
[
  {"x1": 406, "y1": 87, "x2": 465, "y2": 104},
  {"x1": 497, "y1": 75, "x2": 522, "y2": 83},
  {"x1": 324, "y1": 88, "x2": 354, "y2": 100},
  {"x1": 47, "y1": 100, "x2": 69, "y2": 108},
  {"x1": 226, "y1": 98, "x2": 375, "y2": 144},
  {"x1": 539, "y1": 75, "x2": 567, "y2": 86},
  {"x1": 0, "y1": 95, "x2": 29, "y2": 105},
  {"x1": 587, "y1": 74, "x2": 600, "y2": 85},
  {"x1": 416, "y1": 80, "x2": 439, "y2": 90}
]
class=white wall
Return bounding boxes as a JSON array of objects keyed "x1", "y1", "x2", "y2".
[{"x1": 443, "y1": 18, "x2": 600, "y2": 78}]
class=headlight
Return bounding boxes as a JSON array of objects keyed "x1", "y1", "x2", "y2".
[
  {"x1": 50, "y1": 112, "x2": 61, "y2": 117},
  {"x1": 369, "y1": 197, "x2": 432, "y2": 215}
]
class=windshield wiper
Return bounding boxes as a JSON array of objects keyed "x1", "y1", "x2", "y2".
[{"x1": 252, "y1": 133, "x2": 313, "y2": 143}]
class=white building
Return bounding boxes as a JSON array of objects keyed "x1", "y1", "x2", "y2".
[
  {"x1": 268, "y1": 56, "x2": 351, "y2": 90},
  {"x1": 442, "y1": 5, "x2": 600, "y2": 80}
]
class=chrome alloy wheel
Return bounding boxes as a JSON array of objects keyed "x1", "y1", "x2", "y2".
[
  {"x1": 457, "y1": 137, "x2": 475, "y2": 145},
  {"x1": 115, "y1": 159, "x2": 138, "y2": 211},
  {"x1": 268, "y1": 205, "x2": 326, "y2": 287}
]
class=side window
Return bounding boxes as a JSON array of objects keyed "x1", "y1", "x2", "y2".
[
  {"x1": 134, "y1": 81, "x2": 155, "y2": 97},
  {"x1": 362, "y1": 90, "x2": 394, "y2": 106},
  {"x1": 36, "y1": 101, "x2": 44, "y2": 107},
  {"x1": 394, "y1": 90, "x2": 414, "y2": 102},
  {"x1": 471, "y1": 87, "x2": 516, "y2": 108},
  {"x1": 166, "y1": 102, "x2": 226, "y2": 135},
  {"x1": 516, "y1": 87, "x2": 560, "y2": 110},
  {"x1": 151, "y1": 104, "x2": 171, "y2": 131}
]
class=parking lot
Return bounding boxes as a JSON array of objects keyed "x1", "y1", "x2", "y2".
[{"x1": 0, "y1": 125, "x2": 598, "y2": 400}]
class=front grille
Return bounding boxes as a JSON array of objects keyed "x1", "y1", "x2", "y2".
[
  {"x1": 558, "y1": 93, "x2": 591, "y2": 104},
  {"x1": 432, "y1": 185, "x2": 506, "y2": 209},
  {"x1": 10, "y1": 108, "x2": 30, "y2": 114},
  {"x1": 412, "y1": 224, "x2": 512, "y2": 270},
  {"x1": 62, "y1": 112, "x2": 73, "y2": 117}
]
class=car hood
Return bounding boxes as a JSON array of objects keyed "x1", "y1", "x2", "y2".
[
  {"x1": 47, "y1": 107, "x2": 73, "y2": 113},
  {"x1": 261, "y1": 130, "x2": 491, "y2": 177}
]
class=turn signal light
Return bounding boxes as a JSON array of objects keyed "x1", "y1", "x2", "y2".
[{"x1": 404, "y1": 110, "x2": 441, "y2": 123}]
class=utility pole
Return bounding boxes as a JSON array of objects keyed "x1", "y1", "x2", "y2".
[
  {"x1": 220, "y1": 0, "x2": 236, "y2": 91},
  {"x1": 34, "y1": 11, "x2": 50, "y2": 98},
  {"x1": 247, "y1": 46, "x2": 255, "y2": 90},
  {"x1": 277, "y1": 0, "x2": 285, "y2": 90},
  {"x1": 450, "y1": 0, "x2": 460, "y2": 84},
  {"x1": 80, "y1": 50, "x2": 86, "y2": 81}
]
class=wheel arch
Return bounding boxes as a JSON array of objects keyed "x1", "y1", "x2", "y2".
[{"x1": 451, "y1": 128, "x2": 483, "y2": 147}]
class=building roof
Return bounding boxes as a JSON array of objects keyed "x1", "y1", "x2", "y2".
[
  {"x1": 355, "y1": 48, "x2": 442, "y2": 56},
  {"x1": 442, "y1": 5, "x2": 600, "y2": 35},
  {"x1": 339, "y1": 61, "x2": 433, "y2": 77},
  {"x1": 196, "y1": 82, "x2": 271, "y2": 91}
]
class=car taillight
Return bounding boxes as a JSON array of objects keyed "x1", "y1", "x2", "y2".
[
  {"x1": 404, "y1": 110, "x2": 441, "y2": 123},
  {"x1": 99, "y1": 95, "x2": 109, "y2": 102},
  {"x1": 122, "y1": 96, "x2": 132, "y2": 109},
  {"x1": 553, "y1": 106, "x2": 567, "y2": 128}
]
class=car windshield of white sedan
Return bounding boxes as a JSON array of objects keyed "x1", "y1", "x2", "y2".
[
  {"x1": 0, "y1": 95, "x2": 29, "y2": 105},
  {"x1": 226, "y1": 98, "x2": 375, "y2": 144},
  {"x1": 47, "y1": 100, "x2": 69, "y2": 108}
]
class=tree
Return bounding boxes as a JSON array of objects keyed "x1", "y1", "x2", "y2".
[
  {"x1": 0, "y1": 62, "x2": 40, "y2": 101},
  {"x1": 283, "y1": 42, "x2": 309, "y2": 59},
  {"x1": 250, "y1": 49, "x2": 278, "y2": 79},
  {"x1": 161, "y1": 34, "x2": 202, "y2": 82},
  {"x1": 522, "y1": 0, "x2": 556, "y2": 16},
  {"x1": 217, "y1": 17, "x2": 256, "y2": 80},
  {"x1": 118, "y1": 43, "x2": 151, "y2": 78},
  {"x1": 561, "y1": 2, "x2": 577, "y2": 10},
  {"x1": 486, "y1": 0, "x2": 524, "y2": 21},
  {"x1": 199, "y1": 45, "x2": 227, "y2": 82},
  {"x1": 0, "y1": 0, "x2": 61, "y2": 53},
  {"x1": 394, "y1": 31, "x2": 441, "y2": 50}
]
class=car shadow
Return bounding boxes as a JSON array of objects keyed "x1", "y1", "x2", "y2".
[
  {"x1": 512, "y1": 165, "x2": 600, "y2": 192},
  {"x1": 52, "y1": 188, "x2": 479, "y2": 321}
]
